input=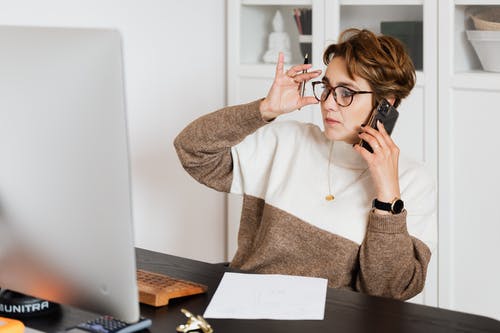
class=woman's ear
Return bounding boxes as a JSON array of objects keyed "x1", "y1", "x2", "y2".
[{"x1": 387, "y1": 97, "x2": 396, "y2": 106}]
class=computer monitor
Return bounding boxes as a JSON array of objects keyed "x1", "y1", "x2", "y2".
[{"x1": 0, "y1": 25, "x2": 140, "y2": 323}]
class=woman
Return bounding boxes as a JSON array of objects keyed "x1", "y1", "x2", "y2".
[{"x1": 174, "y1": 29, "x2": 436, "y2": 300}]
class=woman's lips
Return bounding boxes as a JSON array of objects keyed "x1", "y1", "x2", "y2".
[{"x1": 325, "y1": 118, "x2": 341, "y2": 125}]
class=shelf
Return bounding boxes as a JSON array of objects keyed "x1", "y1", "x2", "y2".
[
  {"x1": 337, "y1": 4, "x2": 423, "y2": 40},
  {"x1": 340, "y1": 0, "x2": 423, "y2": 5},
  {"x1": 240, "y1": 5, "x2": 312, "y2": 65},
  {"x1": 452, "y1": 72, "x2": 500, "y2": 90},
  {"x1": 242, "y1": 0, "x2": 311, "y2": 5},
  {"x1": 453, "y1": 5, "x2": 499, "y2": 72}
]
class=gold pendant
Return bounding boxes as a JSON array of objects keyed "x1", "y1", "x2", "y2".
[{"x1": 325, "y1": 194, "x2": 335, "y2": 201}]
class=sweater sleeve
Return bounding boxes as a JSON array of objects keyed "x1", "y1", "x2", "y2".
[
  {"x1": 355, "y1": 210, "x2": 432, "y2": 300},
  {"x1": 173, "y1": 99, "x2": 268, "y2": 192},
  {"x1": 355, "y1": 165, "x2": 436, "y2": 300}
]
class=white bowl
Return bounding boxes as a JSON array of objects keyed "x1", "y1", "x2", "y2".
[{"x1": 466, "y1": 30, "x2": 500, "y2": 72}]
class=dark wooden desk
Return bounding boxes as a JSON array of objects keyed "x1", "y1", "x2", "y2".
[{"x1": 23, "y1": 248, "x2": 500, "y2": 332}]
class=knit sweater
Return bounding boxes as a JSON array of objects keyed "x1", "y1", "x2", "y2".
[{"x1": 174, "y1": 99, "x2": 437, "y2": 300}]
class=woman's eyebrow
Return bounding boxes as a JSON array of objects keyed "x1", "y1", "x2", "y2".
[
  {"x1": 336, "y1": 81, "x2": 360, "y2": 90},
  {"x1": 322, "y1": 76, "x2": 360, "y2": 90}
]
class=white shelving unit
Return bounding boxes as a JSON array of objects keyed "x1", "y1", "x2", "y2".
[
  {"x1": 227, "y1": 0, "x2": 438, "y2": 308},
  {"x1": 439, "y1": 0, "x2": 500, "y2": 321},
  {"x1": 227, "y1": 0, "x2": 500, "y2": 321}
]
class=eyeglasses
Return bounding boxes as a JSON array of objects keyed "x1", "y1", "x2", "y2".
[{"x1": 311, "y1": 81, "x2": 373, "y2": 107}]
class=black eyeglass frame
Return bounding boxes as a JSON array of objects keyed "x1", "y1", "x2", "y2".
[{"x1": 311, "y1": 81, "x2": 373, "y2": 107}]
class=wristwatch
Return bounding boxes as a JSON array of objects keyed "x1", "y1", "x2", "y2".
[{"x1": 372, "y1": 198, "x2": 405, "y2": 214}]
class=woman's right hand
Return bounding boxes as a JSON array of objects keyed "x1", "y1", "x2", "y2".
[{"x1": 259, "y1": 52, "x2": 322, "y2": 121}]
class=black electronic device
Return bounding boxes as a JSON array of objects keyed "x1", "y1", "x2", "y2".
[
  {"x1": 360, "y1": 98, "x2": 399, "y2": 153},
  {"x1": 61, "y1": 315, "x2": 152, "y2": 333},
  {"x1": 0, "y1": 290, "x2": 60, "y2": 318}
]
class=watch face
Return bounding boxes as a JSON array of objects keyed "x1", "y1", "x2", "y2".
[{"x1": 392, "y1": 199, "x2": 404, "y2": 214}]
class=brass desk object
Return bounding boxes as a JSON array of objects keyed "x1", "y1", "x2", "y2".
[{"x1": 176, "y1": 308, "x2": 213, "y2": 333}]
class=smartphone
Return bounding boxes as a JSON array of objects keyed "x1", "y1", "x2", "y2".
[{"x1": 359, "y1": 98, "x2": 399, "y2": 153}]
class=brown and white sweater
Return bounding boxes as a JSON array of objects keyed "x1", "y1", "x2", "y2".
[{"x1": 174, "y1": 99, "x2": 437, "y2": 300}]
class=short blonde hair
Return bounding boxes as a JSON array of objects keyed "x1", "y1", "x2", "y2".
[{"x1": 323, "y1": 28, "x2": 416, "y2": 108}]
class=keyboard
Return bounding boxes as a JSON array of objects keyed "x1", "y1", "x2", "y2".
[{"x1": 136, "y1": 270, "x2": 207, "y2": 307}]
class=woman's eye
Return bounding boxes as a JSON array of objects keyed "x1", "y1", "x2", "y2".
[{"x1": 340, "y1": 88, "x2": 354, "y2": 97}]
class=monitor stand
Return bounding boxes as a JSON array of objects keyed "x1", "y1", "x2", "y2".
[{"x1": 0, "y1": 289, "x2": 60, "y2": 318}]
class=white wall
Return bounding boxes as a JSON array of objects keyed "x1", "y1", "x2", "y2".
[{"x1": 0, "y1": 0, "x2": 227, "y2": 262}]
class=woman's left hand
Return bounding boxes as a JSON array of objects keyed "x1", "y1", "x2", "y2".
[{"x1": 354, "y1": 120, "x2": 401, "y2": 205}]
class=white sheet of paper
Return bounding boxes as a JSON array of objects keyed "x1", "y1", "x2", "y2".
[{"x1": 203, "y1": 272, "x2": 327, "y2": 320}]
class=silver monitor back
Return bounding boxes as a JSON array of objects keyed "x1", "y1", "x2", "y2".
[{"x1": 0, "y1": 25, "x2": 139, "y2": 322}]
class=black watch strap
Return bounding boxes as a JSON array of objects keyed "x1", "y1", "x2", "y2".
[{"x1": 372, "y1": 198, "x2": 404, "y2": 214}]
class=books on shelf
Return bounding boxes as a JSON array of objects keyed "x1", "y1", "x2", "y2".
[
  {"x1": 293, "y1": 8, "x2": 312, "y2": 59},
  {"x1": 293, "y1": 8, "x2": 312, "y2": 35}
]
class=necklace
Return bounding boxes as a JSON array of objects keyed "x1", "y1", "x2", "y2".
[{"x1": 325, "y1": 141, "x2": 368, "y2": 201}]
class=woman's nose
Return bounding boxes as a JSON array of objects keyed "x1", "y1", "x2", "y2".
[{"x1": 323, "y1": 92, "x2": 341, "y2": 112}]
